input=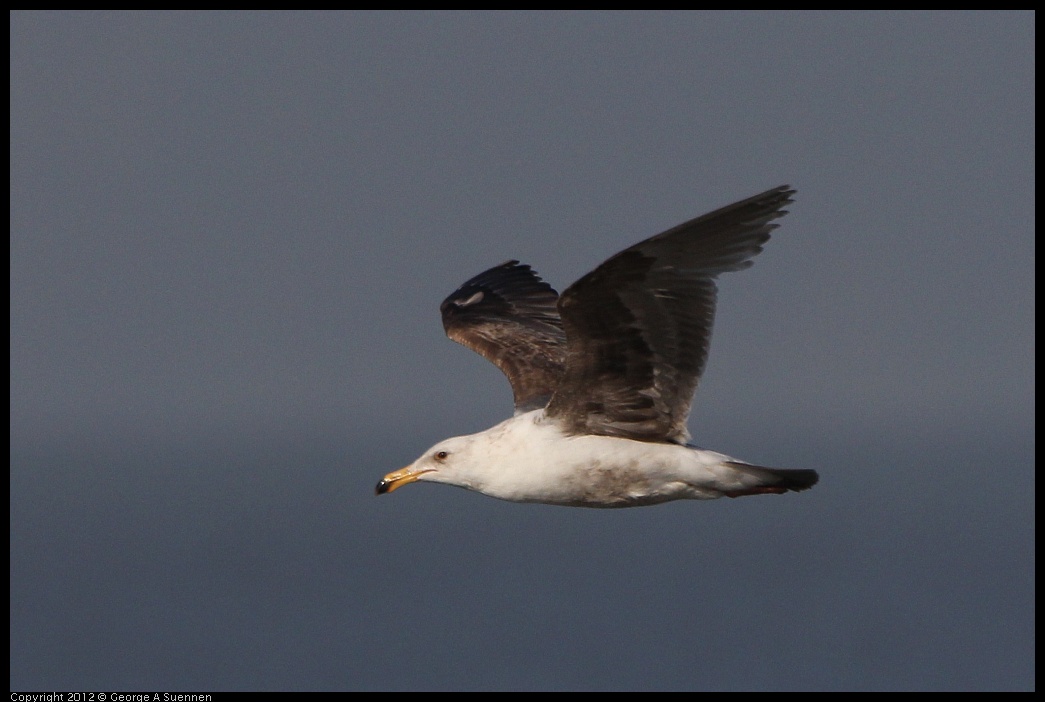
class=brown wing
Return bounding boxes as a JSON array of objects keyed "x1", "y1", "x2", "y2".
[
  {"x1": 440, "y1": 260, "x2": 566, "y2": 412},
  {"x1": 544, "y1": 185, "x2": 795, "y2": 443}
]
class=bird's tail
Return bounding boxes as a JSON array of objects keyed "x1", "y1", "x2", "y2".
[{"x1": 722, "y1": 462, "x2": 819, "y2": 497}]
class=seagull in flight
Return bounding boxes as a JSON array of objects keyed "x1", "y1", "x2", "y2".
[{"x1": 377, "y1": 185, "x2": 818, "y2": 507}]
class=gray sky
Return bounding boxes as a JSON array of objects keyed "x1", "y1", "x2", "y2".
[{"x1": 10, "y1": 11, "x2": 1034, "y2": 691}]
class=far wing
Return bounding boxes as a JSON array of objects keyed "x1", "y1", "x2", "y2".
[{"x1": 440, "y1": 260, "x2": 566, "y2": 413}]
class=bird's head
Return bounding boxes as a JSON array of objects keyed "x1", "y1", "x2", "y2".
[{"x1": 375, "y1": 434, "x2": 483, "y2": 496}]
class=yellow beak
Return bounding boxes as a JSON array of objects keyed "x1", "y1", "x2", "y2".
[{"x1": 375, "y1": 466, "x2": 434, "y2": 495}]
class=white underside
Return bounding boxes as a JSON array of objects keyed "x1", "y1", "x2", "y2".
[{"x1": 415, "y1": 409, "x2": 767, "y2": 507}]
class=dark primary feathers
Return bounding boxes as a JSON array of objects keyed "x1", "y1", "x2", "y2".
[
  {"x1": 547, "y1": 185, "x2": 794, "y2": 443},
  {"x1": 440, "y1": 185, "x2": 795, "y2": 443}
]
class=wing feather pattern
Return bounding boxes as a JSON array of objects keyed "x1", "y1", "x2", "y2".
[{"x1": 545, "y1": 185, "x2": 796, "y2": 443}]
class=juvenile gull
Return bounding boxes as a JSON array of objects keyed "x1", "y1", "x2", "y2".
[{"x1": 377, "y1": 186, "x2": 818, "y2": 507}]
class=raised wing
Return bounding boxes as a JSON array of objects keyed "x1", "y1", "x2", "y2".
[
  {"x1": 440, "y1": 260, "x2": 567, "y2": 413},
  {"x1": 545, "y1": 185, "x2": 795, "y2": 443}
]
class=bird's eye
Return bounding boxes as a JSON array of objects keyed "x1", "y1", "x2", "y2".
[{"x1": 435, "y1": 451, "x2": 449, "y2": 461}]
